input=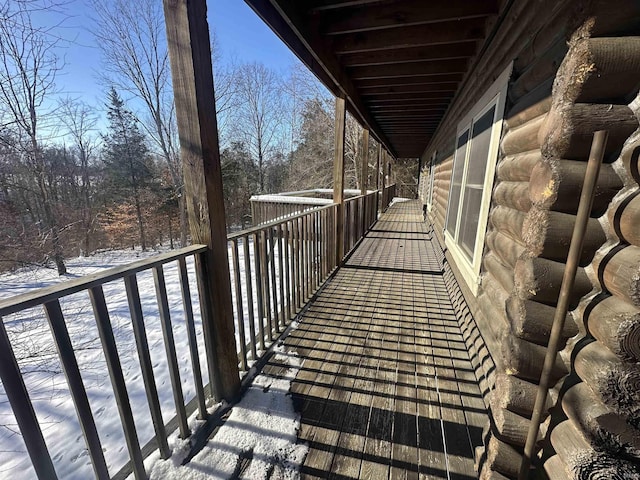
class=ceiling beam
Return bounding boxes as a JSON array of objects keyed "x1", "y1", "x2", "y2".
[
  {"x1": 360, "y1": 82, "x2": 459, "y2": 95},
  {"x1": 356, "y1": 75, "x2": 463, "y2": 88},
  {"x1": 331, "y1": 17, "x2": 491, "y2": 54},
  {"x1": 308, "y1": 0, "x2": 384, "y2": 13},
  {"x1": 349, "y1": 59, "x2": 468, "y2": 80},
  {"x1": 322, "y1": 0, "x2": 498, "y2": 35},
  {"x1": 339, "y1": 41, "x2": 477, "y2": 67}
]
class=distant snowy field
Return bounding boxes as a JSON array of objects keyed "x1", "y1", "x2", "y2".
[{"x1": 0, "y1": 241, "x2": 295, "y2": 480}]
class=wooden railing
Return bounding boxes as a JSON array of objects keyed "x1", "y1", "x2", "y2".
[
  {"x1": 0, "y1": 195, "x2": 379, "y2": 479},
  {"x1": 342, "y1": 191, "x2": 379, "y2": 258},
  {"x1": 227, "y1": 204, "x2": 338, "y2": 371},
  {"x1": 381, "y1": 183, "x2": 396, "y2": 212},
  {"x1": 249, "y1": 196, "x2": 331, "y2": 226}
]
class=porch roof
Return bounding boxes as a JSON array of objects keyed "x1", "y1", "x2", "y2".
[{"x1": 244, "y1": 0, "x2": 505, "y2": 158}]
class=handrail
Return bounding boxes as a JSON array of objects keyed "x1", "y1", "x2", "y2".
[{"x1": 0, "y1": 245, "x2": 208, "y2": 317}]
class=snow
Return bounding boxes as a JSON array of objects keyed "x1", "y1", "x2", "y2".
[
  {"x1": 0, "y1": 240, "x2": 305, "y2": 480},
  {"x1": 143, "y1": 342, "x2": 307, "y2": 480}
]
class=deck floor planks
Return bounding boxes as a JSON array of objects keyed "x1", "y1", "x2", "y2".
[{"x1": 263, "y1": 200, "x2": 487, "y2": 479}]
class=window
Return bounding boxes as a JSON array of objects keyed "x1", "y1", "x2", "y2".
[{"x1": 444, "y1": 64, "x2": 512, "y2": 295}]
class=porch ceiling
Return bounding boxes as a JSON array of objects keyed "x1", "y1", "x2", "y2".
[{"x1": 244, "y1": 0, "x2": 503, "y2": 158}]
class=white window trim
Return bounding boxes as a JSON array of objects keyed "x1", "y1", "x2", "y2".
[{"x1": 444, "y1": 63, "x2": 513, "y2": 296}]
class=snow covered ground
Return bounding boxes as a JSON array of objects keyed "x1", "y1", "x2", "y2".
[{"x1": 0, "y1": 239, "x2": 301, "y2": 480}]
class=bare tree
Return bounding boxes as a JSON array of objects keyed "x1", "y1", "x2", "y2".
[
  {"x1": 58, "y1": 98, "x2": 98, "y2": 255},
  {"x1": 91, "y1": 0, "x2": 187, "y2": 246},
  {"x1": 0, "y1": 0, "x2": 67, "y2": 274},
  {"x1": 233, "y1": 62, "x2": 284, "y2": 193}
]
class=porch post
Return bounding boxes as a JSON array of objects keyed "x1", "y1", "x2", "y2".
[
  {"x1": 163, "y1": 0, "x2": 240, "y2": 401},
  {"x1": 333, "y1": 96, "x2": 346, "y2": 264},
  {"x1": 360, "y1": 128, "x2": 369, "y2": 196}
]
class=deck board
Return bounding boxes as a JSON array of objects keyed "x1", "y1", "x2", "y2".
[{"x1": 271, "y1": 200, "x2": 487, "y2": 479}]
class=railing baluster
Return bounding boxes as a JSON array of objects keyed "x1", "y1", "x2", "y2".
[
  {"x1": 88, "y1": 285, "x2": 146, "y2": 480},
  {"x1": 0, "y1": 316, "x2": 58, "y2": 480},
  {"x1": 253, "y1": 232, "x2": 266, "y2": 351},
  {"x1": 243, "y1": 236, "x2": 257, "y2": 361},
  {"x1": 230, "y1": 240, "x2": 248, "y2": 371},
  {"x1": 153, "y1": 265, "x2": 189, "y2": 439},
  {"x1": 277, "y1": 224, "x2": 286, "y2": 330},
  {"x1": 291, "y1": 217, "x2": 300, "y2": 310},
  {"x1": 261, "y1": 229, "x2": 273, "y2": 343},
  {"x1": 283, "y1": 222, "x2": 292, "y2": 322},
  {"x1": 123, "y1": 275, "x2": 171, "y2": 459},
  {"x1": 176, "y1": 258, "x2": 207, "y2": 419},
  {"x1": 43, "y1": 300, "x2": 110, "y2": 478},
  {"x1": 268, "y1": 227, "x2": 279, "y2": 334}
]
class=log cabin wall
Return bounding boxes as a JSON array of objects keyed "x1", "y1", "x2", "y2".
[{"x1": 418, "y1": 0, "x2": 640, "y2": 477}]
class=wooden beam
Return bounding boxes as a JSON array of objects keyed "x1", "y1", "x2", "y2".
[
  {"x1": 361, "y1": 82, "x2": 459, "y2": 95},
  {"x1": 375, "y1": 143, "x2": 381, "y2": 190},
  {"x1": 323, "y1": 0, "x2": 498, "y2": 35},
  {"x1": 349, "y1": 59, "x2": 468, "y2": 80},
  {"x1": 308, "y1": 0, "x2": 382, "y2": 12},
  {"x1": 332, "y1": 17, "x2": 491, "y2": 53},
  {"x1": 340, "y1": 41, "x2": 477, "y2": 67},
  {"x1": 163, "y1": 0, "x2": 240, "y2": 401},
  {"x1": 361, "y1": 128, "x2": 369, "y2": 195},
  {"x1": 356, "y1": 74, "x2": 463, "y2": 88},
  {"x1": 333, "y1": 97, "x2": 347, "y2": 262}
]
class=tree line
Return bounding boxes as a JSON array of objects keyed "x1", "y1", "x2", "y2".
[{"x1": 0, "y1": 0, "x2": 415, "y2": 275}]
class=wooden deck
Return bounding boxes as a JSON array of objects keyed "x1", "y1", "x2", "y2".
[{"x1": 262, "y1": 200, "x2": 488, "y2": 479}]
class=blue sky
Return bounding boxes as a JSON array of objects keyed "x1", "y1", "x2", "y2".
[{"x1": 36, "y1": 0, "x2": 299, "y2": 112}]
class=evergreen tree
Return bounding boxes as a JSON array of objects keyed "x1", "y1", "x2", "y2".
[{"x1": 101, "y1": 87, "x2": 153, "y2": 250}]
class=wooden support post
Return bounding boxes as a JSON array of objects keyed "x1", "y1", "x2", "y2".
[
  {"x1": 333, "y1": 96, "x2": 346, "y2": 263},
  {"x1": 375, "y1": 143, "x2": 381, "y2": 191},
  {"x1": 361, "y1": 128, "x2": 369, "y2": 196},
  {"x1": 163, "y1": 0, "x2": 240, "y2": 401}
]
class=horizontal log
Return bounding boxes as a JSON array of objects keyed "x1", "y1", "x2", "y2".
[
  {"x1": 506, "y1": 296, "x2": 578, "y2": 346},
  {"x1": 501, "y1": 332, "x2": 568, "y2": 383},
  {"x1": 522, "y1": 208, "x2": 606, "y2": 265},
  {"x1": 581, "y1": 0, "x2": 640, "y2": 37},
  {"x1": 505, "y1": 86, "x2": 552, "y2": 131},
  {"x1": 539, "y1": 103, "x2": 637, "y2": 160},
  {"x1": 620, "y1": 136, "x2": 640, "y2": 185},
  {"x1": 612, "y1": 193, "x2": 640, "y2": 248},
  {"x1": 530, "y1": 159, "x2": 622, "y2": 216},
  {"x1": 602, "y1": 245, "x2": 640, "y2": 308},
  {"x1": 514, "y1": 255, "x2": 593, "y2": 308},
  {"x1": 501, "y1": 114, "x2": 546, "y2": 156},
  {"x1": 486, "y1": 230, "x2": 525, "y2": 269},
  {"x1": 573, "y1": 340, "x2": 640, "y2": 418},
  {"x1": 510, "y1": 36, "x2": 567, "y2": 101},
  {"x1": 490, "y1": 206, "x2": 526, "y2": 244},
  {"x1": 497, "y1": 150, "x2": 542, "y2": 183},
  {"x1": 571, "y1": 37, "x2": 640, "y2": 103},
  {"x1": 550, "y1": 418, "x2": 640, "y2": 480},
  {"x1": 484, "y1": 434, "x2": 522, "y2": 478},
  {"x1": 479, "y1": 464, "x2": 511, "y2": 480},
  {"x1": 493, "y1": 405, "x2": 538, "y2": 448},
  {"x1": 493, "y1": 373, "x2": 552, "y2": 418},
  {"x1": 475, "y1": 295, "x2": 509, "y2": 373},
  {"x1": 481, "y1": 273, "x2": 510, "y2": 321},
  {"x1": 562, "y1": 381, "x2": 640, "y2": 459},
  {"x1": 493, "y1": 181, "x2": 531, "y2": 212},
  {"x1": 483, "y1": 252, "x2": 515, "y2": 294},
  {"x1": 543, "y1": 454, "x2": 570, "y2": 480},
  {"x1": 588, "y1": 295, "x2": 640, "y2": 362}
]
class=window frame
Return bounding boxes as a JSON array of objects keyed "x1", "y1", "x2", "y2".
[{"x1": 444, "y1": 63, "x2": 512, "y2": 296}]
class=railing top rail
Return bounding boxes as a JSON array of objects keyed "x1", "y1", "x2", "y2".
[
  {"x1": 0, "y1": 244, "x2": 208, "y2": 317},
  {"x1": 227, "y1": 203, "x2": 337, "y2": 241},
  {"x1": 249, "y1": 195, "x2": 333, "y2": 206}
]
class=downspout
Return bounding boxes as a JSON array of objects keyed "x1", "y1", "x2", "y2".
[{"x1": 518, "y1": 130, "x2": 609, "y2": 478}]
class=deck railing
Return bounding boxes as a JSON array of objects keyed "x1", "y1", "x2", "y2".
[
  {"x1": 0, "y1": 194, "x2": 381, "y2": 479},
  {"x1": 381, "y1": 183, "x2": 396, "y2": 212}
]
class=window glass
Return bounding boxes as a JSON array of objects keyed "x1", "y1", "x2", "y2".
[
  {"x1": 445, "y1": 130, "x2": 469, "y2": 236},
  {"x1": 459, "y1": 106, "x2": 495, "y2": 257}
]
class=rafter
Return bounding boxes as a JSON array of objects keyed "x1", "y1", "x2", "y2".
[{"x1": 340, "y1": 41, "x2": 478, "y2": 67}]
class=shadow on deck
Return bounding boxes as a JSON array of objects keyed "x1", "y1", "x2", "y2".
[{"x1": 263, "y1": 200, "x2": 488, "y2": 479}]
